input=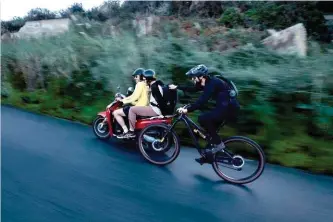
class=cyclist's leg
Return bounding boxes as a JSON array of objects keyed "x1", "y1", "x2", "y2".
[
  {"x1": 197, "y1": 108, "x2": 227, "y2": 158},
  {"x1": 198, "y1": 111, "x2": 222, "y2": 145},
  {"x1": 195, "y1": 111, "x2": 226, "y2": 164}
]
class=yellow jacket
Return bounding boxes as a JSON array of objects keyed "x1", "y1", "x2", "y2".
[{"x1": 122, "y1": 81, "x2": 149, "y2": 106}]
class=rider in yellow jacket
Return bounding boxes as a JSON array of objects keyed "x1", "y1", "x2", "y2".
[{"x1": 112, "y1": 68, "x2": 149, "y2": 137}]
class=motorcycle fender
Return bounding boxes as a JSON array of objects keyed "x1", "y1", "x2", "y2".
[
  {"x1": 97, "y1": 110, "x2": 114, "y2": 136},
  {"x1": 98, "y1": 111, "x2": 107, "y2": 118},
  {"x1": 136, "y1": 118, "x2": 172, "y2": 129}
]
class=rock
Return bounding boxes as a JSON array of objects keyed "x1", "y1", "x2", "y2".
[
  {"x1": 262, "y1": 23, "x2": 307, "y2": 57},
  {"x1": 132, "y1": 15, "x2": 160, "y2": 37}
]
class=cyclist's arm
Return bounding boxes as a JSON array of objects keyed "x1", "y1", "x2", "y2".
[
  {"x1": 187, "y1": 83, "x2": 214, "y2": 112},
  {"x1": 177, "y1": 85, "x2": 200, "y2": 93}
]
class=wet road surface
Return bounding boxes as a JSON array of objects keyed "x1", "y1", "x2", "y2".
[{"x1": 2, "y1": 105, "x2": 333, "y2": 222}]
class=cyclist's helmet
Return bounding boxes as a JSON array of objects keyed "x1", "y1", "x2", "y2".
[
  {"x1": 185, "y1": 64, "x2": 208, "y2": 78},
  {"x1": 143, "y1": 69, "x2": 156, "y2": 80},
  {"x1": 132, "y1": 68, "x2": 145, "y2": 76}
]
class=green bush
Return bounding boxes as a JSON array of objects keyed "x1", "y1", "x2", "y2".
[{"x1": 219, "y1": 7, "x2": 245, "y2": 28}]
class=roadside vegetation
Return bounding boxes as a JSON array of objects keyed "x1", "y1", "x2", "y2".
[{"x1": 2, "y1": 1, "x2": 333, "y2": 175}]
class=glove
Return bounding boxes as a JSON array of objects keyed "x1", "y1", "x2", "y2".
[{"x1": 177, "y1": 107, "x2": 188, "y2": 114}]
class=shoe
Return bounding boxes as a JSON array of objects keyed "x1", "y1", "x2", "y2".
[
  {"x1": 196, "y1": 147, "x2": 214, "y2": 165},
  {"x1": 199, "y1": 148, "x2": 211, "y2": 156},
  {"x1": 116, "y1": 132, "x2": 128, "y2": 139},
  {"x1": 124, "y1": 131, "x2": 136, "y2": 138},
  {"x1": 195, "y1": 142, "x2": 225, "y2": 164},
  {"x1": 117, "y1": 131, "x2": 135, "y2": 139},
  {"x1": 195, "y1": 157, "x2": 210, "y2": 165},
  {"x1": 211, "y1": 141, "x2": 225, "y2": 154}
]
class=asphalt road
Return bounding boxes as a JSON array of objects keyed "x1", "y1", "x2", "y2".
[{"x1": 2, "y1": 105, "x2": 333, "y2": 222}]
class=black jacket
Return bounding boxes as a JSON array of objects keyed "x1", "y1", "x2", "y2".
[
  {"x1": 178, "y1": 76, "x2": 231, "y2": 112},
  {"x1": 150, "y1": 80, "x2": 166, "y2": 113}
]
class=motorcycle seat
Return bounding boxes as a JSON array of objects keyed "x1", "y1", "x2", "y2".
[
  {"x1": 136, "y1": 115, "x2": 173, "y2": 120},
  {"x1": 137, "y1": 115, "x2": 150, "y2": 120}
]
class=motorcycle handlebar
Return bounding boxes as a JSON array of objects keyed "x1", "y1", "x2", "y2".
[{"x1": 115, "y1": 93, "x2": 125, "y2": 98}]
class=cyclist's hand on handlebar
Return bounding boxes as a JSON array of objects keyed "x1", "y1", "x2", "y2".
[
  {"x1": 177, "y1": 107, "x2": 188, "y2": 114},
  {"x1": 169, "y1": 84, "x2": 177, "y2": 90}
]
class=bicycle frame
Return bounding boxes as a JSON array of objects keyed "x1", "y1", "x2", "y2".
[
  {"x1": 162, "y1": 113, "x2": 209, "y2": 151},
  {"x1": 161, "y1": 112, "x2": 234, "y2": 159}
]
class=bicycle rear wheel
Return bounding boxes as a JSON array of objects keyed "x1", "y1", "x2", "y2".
[
  {"x1": 212, "y1": 136, "x2": 266, "y2": 184},
  {"x1": 137, "y1": 124, "x2": 180, "y2": 166}
]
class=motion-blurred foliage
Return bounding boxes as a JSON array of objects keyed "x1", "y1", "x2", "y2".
[{"x1": 1, "y1": 1, "x2": 333, "y2": 175}]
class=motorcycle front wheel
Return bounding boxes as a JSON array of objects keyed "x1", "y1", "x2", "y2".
[{"x1": 92, "y1": 116, "x2": 110, "y2": 140}]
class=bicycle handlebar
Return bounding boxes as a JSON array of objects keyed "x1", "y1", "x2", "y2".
[
  {"x1": 175, "y1": 104, "x2": 191, "y2": 115},
  {"x1": 183, "y1": 104, "x2": 191, "y2": 109}
]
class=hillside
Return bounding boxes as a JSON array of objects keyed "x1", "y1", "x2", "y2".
[{"x1": 1, "y1": 1, "x2": 333, "y2": 175}]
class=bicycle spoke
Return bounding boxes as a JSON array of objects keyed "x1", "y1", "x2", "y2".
[
  {"x1": 212, "y1": 136, "x2": 265, "y2": 184},
  {"x1": 138, "y1": 124, "x2": 180, "y2": 166}
]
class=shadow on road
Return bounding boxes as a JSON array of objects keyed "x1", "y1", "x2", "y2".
[
  {"x1": 92, "y1": 137, "x2": 260, "y2": 193},
  {"x1": 193, "y1": 174, "x2": 254, "y2": 193}
]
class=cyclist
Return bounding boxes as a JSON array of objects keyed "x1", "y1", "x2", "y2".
[{"x1": 169, "y1": 64, "x2": 240, "y2": 164}]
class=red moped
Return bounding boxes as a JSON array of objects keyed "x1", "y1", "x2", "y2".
[{"x1": 92, "y1": 87, "x2": 173, "y2": 141}]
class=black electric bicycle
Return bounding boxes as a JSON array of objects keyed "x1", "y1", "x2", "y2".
[{"x1": 137, "y1": 105, "x2": 266, "y2": 185}]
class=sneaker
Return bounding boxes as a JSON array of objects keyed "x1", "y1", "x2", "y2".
[
  {"x1": 199, "y1": 147, "x2": 211, "y2": 156},
  {"x1": 116, "y1": 132, "x2": 128, "y2": 139},
  {"x1": 195, "y1": 142, "x2": 225, "y2": 164},
  {"x1": 124, "y1": 131, "x2": 136, "y2": 138},
  {"x1": 196, "y1": 147, "x2": 214, "y2": 165},
  {"x1": 195, "y1": 157, "x2": 211, "y2": 165},
  {"x1": 211, "y1": 141, "x2": 225, "y2": 154}
]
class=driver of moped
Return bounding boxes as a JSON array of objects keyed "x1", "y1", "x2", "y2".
[{"x1": 111, "y1": 68, "x2": 149, "y2": 138}]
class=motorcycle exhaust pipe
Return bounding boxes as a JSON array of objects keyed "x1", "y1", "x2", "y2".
[{"x1": 143, "y1": 134, "x2": 158, "y2": 143}]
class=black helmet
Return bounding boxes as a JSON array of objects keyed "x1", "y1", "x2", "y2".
[
  {"x1": 185, "y1": 64, "x2": 208, "y2": 78},
  {"x1": 132, "y1": 68, "x2": 145, "y2": 76},
  {"x1": 143, "y1": 69, "x2": 156, "y2": 80}
]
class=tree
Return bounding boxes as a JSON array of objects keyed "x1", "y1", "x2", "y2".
[
  {"x1": 25, "y1": 8, "x2": 56, "y2": 21},
  {"x1": 1, "y1": 17, "x2": 26, "y2": 34},
  {"x1": 59, "y1": 3, "x2": 86, "y2": 18},
  {"x1": 69, "y1": 3, "x2": 85, "y2": 14}
]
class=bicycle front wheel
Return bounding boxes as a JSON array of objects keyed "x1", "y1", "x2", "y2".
[
  {"x1": 137, "y1": 124, "x2": 180, "y2": 166},
  {"x1": 212, "y1": 136, "x2": 266, "y2": 184}
]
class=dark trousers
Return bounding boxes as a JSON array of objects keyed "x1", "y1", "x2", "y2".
[
  {"x1": 198, "y1": 93, "x2": 239, "y2": 145},
  {"x1": 198, "y1": 107, "x2": 227, "y2": 145}
]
